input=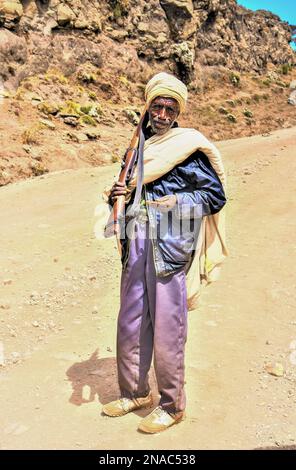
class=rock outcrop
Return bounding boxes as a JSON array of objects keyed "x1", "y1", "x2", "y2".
[{"x1": 0, "y1": 0, "x2": 294, "y2": 89}]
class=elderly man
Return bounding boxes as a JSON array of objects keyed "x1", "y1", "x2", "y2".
[{"x1": 102, "y1": 72, "x2": 227, "y2": 433}]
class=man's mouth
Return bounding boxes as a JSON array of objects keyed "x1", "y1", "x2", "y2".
[{"x1": 153, "y1": 120, "x2": 169, "y2": 128}]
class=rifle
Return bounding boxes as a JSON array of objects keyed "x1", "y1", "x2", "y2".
[{"x1": 104, "y1": 107, "x2": 148, "y2": 240}]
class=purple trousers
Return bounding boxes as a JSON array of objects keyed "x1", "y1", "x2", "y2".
[{"x1": 117, "y1": 219, "x2": 188, "y2": 413}]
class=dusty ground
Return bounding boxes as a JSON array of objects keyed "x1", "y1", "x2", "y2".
[{"x1": 0, "y1": 126, "x2": 296, "y2": 450}]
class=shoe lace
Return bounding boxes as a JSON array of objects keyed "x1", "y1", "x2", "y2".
[
  {"x1": 154, "y1": 406, "x2": 168, "y2": 419},
  {"x1": 119, "y1": 397, "x2": 133, "y2": 411}
]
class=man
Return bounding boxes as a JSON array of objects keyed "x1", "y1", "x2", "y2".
[{"x1": 102, "y1": 72, "x2": 227, "y2": 433}]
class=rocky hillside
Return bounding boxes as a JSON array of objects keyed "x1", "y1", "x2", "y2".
[
  {"x1": 0, "y1": 0, "x2": 295, "y2": 89},
  {"x1": 0, "y1": 0, "x2": 295, "y2": 186}
]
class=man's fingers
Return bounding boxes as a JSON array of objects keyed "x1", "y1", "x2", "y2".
[
  {"x1": 112, "y1": 193, "x2": 126, "y2": 199},
  {"x1": 113, "y1": 189, "x2": 127, "y2": 194}
]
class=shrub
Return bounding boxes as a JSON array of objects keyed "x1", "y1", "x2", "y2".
[
  {"x1": 110, "y1": 0, "x2": 130, "y2": 19},
  {"x1": 59, "y1": 101, "x2": 82, "y2": 117},
  {"x1": 262, "y1": 79, "x2": 271, "y2": 87},
  {"x1": 30, "y1": 162, "x2": 49, "y2": 176},
  {"x1": 229, "y1": 71, "x2": 240, "y2": 87},
  {"x1": 252, "y1": 94, "x2": 261, "y2": 103},
  {"x1": 44, "y1": 69, "x2": 68, "y2": 85},
  {"x1": 38, "y1": 101, "x2": 60, "y2": 115},
  {"x1": 243, "y1": 109, "x2": 253, "y2": 118},
  {"x1": 225, "y1": 99, "x2": 236, "y2": 107},
  {"x1": 77, "y1": 69, "x2": 97, "y2": 84},
  {"x1": 275, "y1": 80, "x2": 288, "y2": 88},
  {"x1": 218, "y1": 106, "x2": 229, "y2": 115},
  {"x1": 227, "y1": 114, "x2": 237, "y2": 123},
  {"x1": 79, "y1": 115, "x2": 97, "y2": 126},
  {"x1": 119, "y1": 75, "x2": 130, "y2": 88},
  {"x1": 245, "y1": 117, "x2": 253, "y2": 126},
  {"x1": 22, "y1": 123, "x2": 45, "y2": 145},
  {"x1": 88, "y1": 91, "x2": 97, "y2": 100},
  {"x1": 279, "y1": 63, "x2": 292, "y2": 75}
]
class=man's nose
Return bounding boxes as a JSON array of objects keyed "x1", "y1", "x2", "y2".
[{"x1": 158, "y1": 107, "x2": 167, "y2": 120}]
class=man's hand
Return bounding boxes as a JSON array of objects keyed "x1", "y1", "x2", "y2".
[
  {"x1": 146, "y1": 195, "x2": 177, "y2": 212},
  {"x1": 109, "y1": 181, "x2": 131, "y2": 203}
]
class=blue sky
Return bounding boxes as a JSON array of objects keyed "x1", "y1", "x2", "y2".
[
  {"x1": 238, "y1": 1, "x2": 296, "y2": 49},
  {"x1": 238, "y1": 0, "x2": 296, "y2": 24}
]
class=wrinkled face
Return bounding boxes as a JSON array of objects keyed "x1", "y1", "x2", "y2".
[{"x1": 148, "y1": 96, "x2": 180, "y2": 136}]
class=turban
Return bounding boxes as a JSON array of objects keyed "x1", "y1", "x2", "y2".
[{"x1": 145, "y1": 72, "x2": 188, "y2": 113}]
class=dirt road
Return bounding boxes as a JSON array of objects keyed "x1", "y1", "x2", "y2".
[{"x1": 0, "y1": 127, "x2": 295, "y2": 450}]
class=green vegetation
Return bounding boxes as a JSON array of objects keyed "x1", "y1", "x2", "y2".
[
  {"x1": 110, "y1": 0, "x2": 130, "y2": 19},
  {"x1": 77, "y1": 69, "x2": 97, "y2": 84},
  {"x1": 243, "y1": 109, "x2": 253, "y2": 118},
  {"x1": 252, "y1": 93, "x2": 261, "y2": 103},
  {"x1": 279, "y1": 63, "x2": 293, "y2": 75},
  {"x1": 275, "y1": 80, "x2": 288, "y2": 88},
  {"x1": 227, "y1": 114, "x2": 237, "y2": 123},
  {"x1": 59, "y1": 101, "x2": 102, "y2": 119},
  {"x1": 245, "y1": 117, "x2": 253, "y2": 126},
  {"x1": 38, "y1": 101, "x2": 60, "y2": 115},
  {"x1": 225, "y1": 99, "x2": 236, "y2": 107},
  {"x1": 88, "y1": 91, "x2": 97, "y2": 100},
  {"x1": 59, "y1": 100, "x2": 81, "y2": 117},
  {"x1": 218, "y1": 106, "x2": 229, "y2": 115},
  {"x1": 111, "y1": 153, "x2": 121, "y2": 163},
  {"x1": 229, "y1": 71, "x2": 240, "y2": 87},
  {"x1": 22, "y1": 123, "x2": 45, "y2": 145},
  {"x1": 79, "y1": 115, "x2": 97, "y2": 126},
  {"x1": 44, "y1": 69, "x2": 68, "y2": 85},
  {"x1": 119, "y1": 75, "x2": 130, "y2": 88},
  {"x1": 262, "y1": 78, "x2": 271, "y2": 87}
]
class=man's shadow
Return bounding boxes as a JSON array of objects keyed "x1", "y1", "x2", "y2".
[
  {"x1": 66, "y1": 349, "x2": 158, "y2": 416},
  {"x1": 66, "y1": 349, "x2": 119, "y2": 406}
]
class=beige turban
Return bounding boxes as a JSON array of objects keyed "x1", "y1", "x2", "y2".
[{"x1": 145, "y1": 72, "x2": 188, "y2": 113}]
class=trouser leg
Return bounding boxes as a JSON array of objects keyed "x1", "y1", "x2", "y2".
[
  {"x1": 146, "y1": 241, "x2": 188, "y2": 414},
  {"x1": 116, "y1": 221, "x2": 153, "y2": 399}
]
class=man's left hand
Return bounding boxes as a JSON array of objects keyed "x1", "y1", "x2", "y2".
[{"x1": 146, "y1": 195, "x2": 177, "y2": 212}]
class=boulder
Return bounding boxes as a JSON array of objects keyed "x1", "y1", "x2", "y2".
[
  {"x1": 0, "y1": 0, "x2": 23, "y2": 29},
  {"x1": 43, "y1": 18, "x2": 59, "y2": 36},
  {"x1": 172, "y1": 41, "x2": 195, "y2": 83},
  {"x1": 123, "y1": 108, "x2": 140, "y2": 126},
  {"x1": 57, "y1": 4, "x2": 76, "y2": 26},
  {"x1": 0, "y1": 28, "x2": 27, "y2": 85},
  {"x1": 160, "y1": 0, "x2": 193, "y2": 19},
  {"x1": 160, "y1": 0, "x2": 194, "y2": 37},
  {"x1": 288, "y1": 90, "x2": 296, "y2": 106}
]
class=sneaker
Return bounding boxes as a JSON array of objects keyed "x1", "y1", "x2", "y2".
[
  {"x1": 138, "y1": 406, "x2": 185, "y2": 433},
  {"x1": 102, "y1": 391, "x2": 153, "y2": 417}
]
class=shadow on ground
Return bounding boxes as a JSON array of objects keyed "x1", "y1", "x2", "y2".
[
  {"x1": 66, "y1": 349, "x2": 119, "y2": 406},
  {"x1": 66, "y1": 349, "x2": 159, "y2": 417}
]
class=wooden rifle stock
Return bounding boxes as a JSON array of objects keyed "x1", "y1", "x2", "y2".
[{"x1": 104, "y1": 108, "x2": 147, "y2": 239}]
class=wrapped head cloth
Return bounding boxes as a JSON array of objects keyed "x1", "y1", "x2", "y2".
[{"x1": 145, "y1": 72, "x2": 188, "y2": 113}]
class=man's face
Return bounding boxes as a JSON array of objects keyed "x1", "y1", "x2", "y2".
[{"x1": 148, "y1": 97, "x2": 180, "y2": 136}]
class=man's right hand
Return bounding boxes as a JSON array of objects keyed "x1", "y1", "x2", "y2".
[{"x1": 109, "y1": 181, "x2": 131, "y2": 204}]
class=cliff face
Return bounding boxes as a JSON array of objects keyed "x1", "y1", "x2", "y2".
[{"x1": 0, "y1": 0, "x2": 294, "y2": 90}]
